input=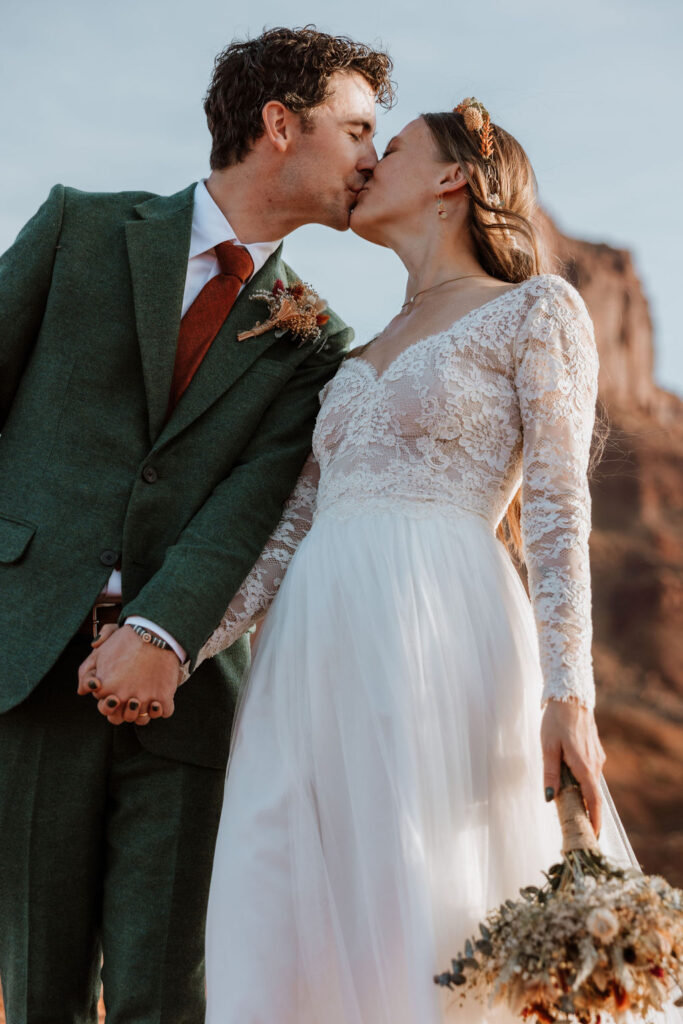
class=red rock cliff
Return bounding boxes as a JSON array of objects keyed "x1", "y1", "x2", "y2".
[{"x1": 541, "y1": 213, "x2": 683, "y2": 885}]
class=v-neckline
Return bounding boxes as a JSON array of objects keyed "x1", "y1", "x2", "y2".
[{"x1": 346, "y1": 280, "x2": 529, "y2": 384}]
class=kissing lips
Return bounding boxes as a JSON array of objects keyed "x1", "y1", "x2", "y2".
[{"x1": 348, "y1": 186, "x2": 367, "y2": 215}]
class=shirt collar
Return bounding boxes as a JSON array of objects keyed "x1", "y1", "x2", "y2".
[{"x1": 189, "y1": 180, "x2": 282, "y2": 272}]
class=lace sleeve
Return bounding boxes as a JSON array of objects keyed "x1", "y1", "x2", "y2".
[
  {"x1": 183, "y1": 453, "x2": 320, "y2": 679},
  {"x1": 514, "y1": 277, "x2": 599, "y2": 710}
]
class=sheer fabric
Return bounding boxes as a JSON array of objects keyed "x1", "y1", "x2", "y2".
[
  {"x1": 191, "y1": 453, "x2": 320, "y2": 672},
  {"x1": 197, "y1": 274, "x2": 597, "y2": 709}
]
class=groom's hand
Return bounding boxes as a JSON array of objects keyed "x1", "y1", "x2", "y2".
[{"x1": 78, "y1": 624, "x2": 180, "y2": 725}]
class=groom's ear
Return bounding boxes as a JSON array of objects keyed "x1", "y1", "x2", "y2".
[{"x1": 262, "y1": 101, "x2": 294, "y2": 154}]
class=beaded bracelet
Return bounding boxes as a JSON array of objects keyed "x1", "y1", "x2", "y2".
[{"x1": 130, "y1": 624, "x2": 172, "y2": 651}]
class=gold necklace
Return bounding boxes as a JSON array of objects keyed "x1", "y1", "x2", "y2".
[{"x1": 401, "y1": 273, "x2": 490, "y2": 313}]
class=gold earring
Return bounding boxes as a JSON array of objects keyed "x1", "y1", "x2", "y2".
[{"x1": 436, "y1": 195, "x2": 448, "y2": 219}]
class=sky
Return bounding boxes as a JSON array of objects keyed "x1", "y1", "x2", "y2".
[{"x1": 2, "y1": 0, "x2": 681, "y2": 395}]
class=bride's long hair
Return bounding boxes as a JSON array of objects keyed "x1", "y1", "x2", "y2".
[{"x1": 422, "y1": 110, "x2": 553, "y2": 559}]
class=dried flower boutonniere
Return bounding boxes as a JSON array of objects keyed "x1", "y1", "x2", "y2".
[{"x1": 237, "y1": 279, "x2": 330, "y2": 349}]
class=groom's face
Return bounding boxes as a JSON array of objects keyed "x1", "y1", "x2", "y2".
[{"x1": 283, "y1": 72, "x2": 378, "y2": 231}]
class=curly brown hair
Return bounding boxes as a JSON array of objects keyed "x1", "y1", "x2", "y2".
[{"x1": 204, "y1": 26, "x2": 395, "y2": 170}]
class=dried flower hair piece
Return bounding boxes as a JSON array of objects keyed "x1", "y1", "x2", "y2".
[{"x1": 454, "y1": 97, "x2": 494, "y2": 161}]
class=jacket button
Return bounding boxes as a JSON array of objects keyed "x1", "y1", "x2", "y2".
[
  {"x1": 142, "y1": 465, "x2": 159, "y2": 484},
  {"x1": 100, "y1": 549, "x2": 119, "y2": 567}
]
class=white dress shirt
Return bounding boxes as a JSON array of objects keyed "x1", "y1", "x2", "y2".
[{"x1": 103, "y1": 180, "x2": 282, "y2": 662}]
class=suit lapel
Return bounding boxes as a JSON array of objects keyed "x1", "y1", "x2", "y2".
[
  {"x1": 125, "y1": 184, "x2": 196, "y2": 441},
  {"x1": 153, "y1": 245, "x2": 287, "y2": 450}
]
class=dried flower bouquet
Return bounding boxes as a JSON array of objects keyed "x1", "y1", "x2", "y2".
[{"x1": 436, "y1": 763, "x2": 683, "y2": 1023}]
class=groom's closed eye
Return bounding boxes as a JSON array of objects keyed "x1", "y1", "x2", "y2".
[{"x1": 344, "y1": 119, "x2": 375, "y2": 142}]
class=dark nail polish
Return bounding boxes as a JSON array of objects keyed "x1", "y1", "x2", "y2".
[
  {"x1": 545, "y1": 787, "x2": 555, "y2": 802},
  {"x1": 128, "y1": 700, "x2": 139, "y2": 710},
  {"x1": 106, "y1": 697, "x2": 119, "y2": 709},
  {"x1": 151, "y1": 702, "x2": 161, "y2": 712},
  {"x1": 87, "y1": 680, "x2": 99, "y2": 691}
]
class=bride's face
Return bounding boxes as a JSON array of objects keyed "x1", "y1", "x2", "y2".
[{"x1": 349, "y1": 117, "x2": 449, "y2": 244}]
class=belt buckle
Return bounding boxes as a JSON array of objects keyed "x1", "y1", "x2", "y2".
[{"x1": 91, "y1": 601, "x2": 119, "y2": 640}]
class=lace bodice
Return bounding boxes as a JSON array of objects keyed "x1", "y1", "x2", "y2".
[{"x1": 193, "y1": 274, "x2": 599, "y2": 709}]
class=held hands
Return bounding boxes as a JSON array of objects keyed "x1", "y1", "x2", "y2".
[
  {"x1": 541, "y1": 698, "x2": 607, "y2": 839},
  {"x1": 77, "y1": 623, "x2": 181, "y2": 725}
]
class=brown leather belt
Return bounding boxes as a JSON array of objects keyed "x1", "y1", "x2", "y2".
[{"x1": 77, "y1": 602, "x2": 122, "y2": 639}]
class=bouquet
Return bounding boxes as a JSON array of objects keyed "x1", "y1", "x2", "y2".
[{"x1": 435, "y1": 764, "x2": 683, "y2": 1022}]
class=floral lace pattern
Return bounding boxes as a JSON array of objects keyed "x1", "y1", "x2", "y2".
[
  {"x1": 194, "y1": 275, "x2": 599, "y2": 709},
  {"x1": 188, "y1": 454, "x2": 319, "y2": 678}
]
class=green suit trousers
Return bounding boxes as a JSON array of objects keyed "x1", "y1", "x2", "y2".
[{"x1": 0, "y1": 635, "x2": 225, "y2": 1023}]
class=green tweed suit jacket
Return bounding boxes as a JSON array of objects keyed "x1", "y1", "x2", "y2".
[{"x1": 0, "y1": 182, "x2": 351, "y2": 767}]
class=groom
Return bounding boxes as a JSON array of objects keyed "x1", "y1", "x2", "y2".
[{"x1": 0, "y1": 27, "x2": 393, "y2": 1022}]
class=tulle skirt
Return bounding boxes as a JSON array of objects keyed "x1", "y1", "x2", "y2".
[{"x1": 204, "y1": 509, "x2": 660, "y2": 1024}]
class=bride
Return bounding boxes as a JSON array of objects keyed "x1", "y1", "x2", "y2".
[{"x1": 205, "y1": 101, "x2": 671, "y2": 1021}]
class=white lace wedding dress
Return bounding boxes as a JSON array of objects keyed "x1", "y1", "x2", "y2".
[{"x1": 201, "y1": 275, "x2": 677, "y2": 1023}]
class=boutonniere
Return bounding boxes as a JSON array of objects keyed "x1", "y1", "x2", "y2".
[{"x1": 237, "y1": 279, "x2": 330, "y2": 349}]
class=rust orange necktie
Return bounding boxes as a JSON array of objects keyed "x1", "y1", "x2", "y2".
[{"x1": 167, "y1": 240, "x2": 255, "y2": 415}]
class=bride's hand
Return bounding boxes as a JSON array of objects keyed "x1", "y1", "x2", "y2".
[{"x1": 540, "y1": 699, "x2": 606, "y2": 838}]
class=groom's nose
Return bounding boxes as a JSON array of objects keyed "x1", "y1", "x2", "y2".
[{"x1": 358, "y1": 140, "x2": 378, "y2": 176}]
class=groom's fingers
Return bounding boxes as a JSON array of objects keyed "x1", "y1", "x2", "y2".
[
  {"x1": 77, "y1": 650, "x2": 99, "y2": 695},
  {"x1": 121, "y1": 698, "x2": 145, "y2": 724},
  {"x1": 91, "y1": 623, "x2": 119, "y2": 649},
  {"x1": 78, "y1": 625, "x2": 121, "y2": 695},
  {"x1": 93, "y1": 696, "x2": 126, "y2": 725},
  {"x1": 149, "y1": 699, "x2": 169, "y2": 719}
]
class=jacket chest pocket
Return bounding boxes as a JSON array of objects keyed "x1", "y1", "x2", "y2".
[{"x1": 0, "y1": 513, "x2": 37, "y2": 564}]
